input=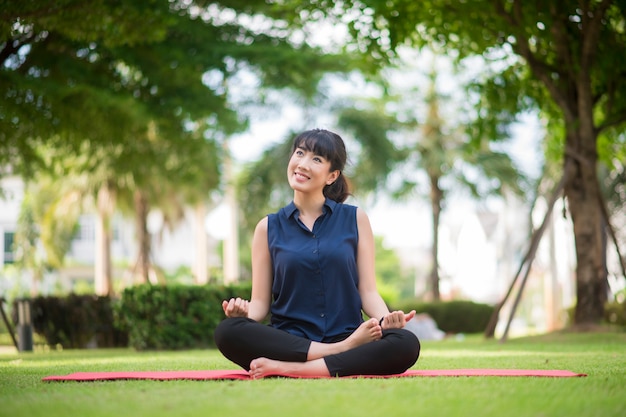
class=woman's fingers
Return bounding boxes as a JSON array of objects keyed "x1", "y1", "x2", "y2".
[
  {"x1": 404, "y1": 310, "x2": 416, "y2": 323},
  {"x1": 222, "y1": 297, "x2": 249, "y2": 317},
  {"x1": 382, "y1": 310, "x2": 416, "y2": 329},
  {"x1": 390, "y1": 311, "x2": 404, "y2": 328}
]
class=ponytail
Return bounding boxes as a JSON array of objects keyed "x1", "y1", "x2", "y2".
[{"x1": 324, "y1": 173, "x2": 351, "y2": 203}]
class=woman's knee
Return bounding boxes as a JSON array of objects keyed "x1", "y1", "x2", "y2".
[
  {"x1": 402, "y1": 328, "x2": 420, "y2": 352},
  {"x1": 404, "y1": 330, "x2": 421, "y2": 364},
  {"x1": 388, "y1": 329, "x2": 421, "y2": 367},
  {"x1": 214, "y1": 317, "x2": 250, "y2": 349}
]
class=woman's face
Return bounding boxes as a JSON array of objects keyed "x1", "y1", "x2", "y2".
[{"x1": 287, "y1": 147, "x2": 339, "y2": 194}]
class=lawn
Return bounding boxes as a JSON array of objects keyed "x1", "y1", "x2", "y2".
[{"x1": 0, "y1": 331, "x2": 624, "y2": 417}]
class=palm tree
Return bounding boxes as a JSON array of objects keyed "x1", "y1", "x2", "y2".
[
  {"x1": 338, "y1": 66, "x2": 525, "y2": 301},
  {"x1": 13, "y1": 179, "x2": 79, "y2": 296},
  {"x1": 13, "y1": 154, "x2": 88, "y2": 295},
  {"x1": 126, "y1": 123, "x2": 221, "y2": 286},
  {"x1": 419, "y1": 74, "x2": 524, "y2": 300}
]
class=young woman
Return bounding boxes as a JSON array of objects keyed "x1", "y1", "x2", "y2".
[{"x1": 214, "y1": 128, "x2": 420, "y2": 378}]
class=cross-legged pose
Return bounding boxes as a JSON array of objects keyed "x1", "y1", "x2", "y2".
[{"x1": 214, "y1": 128, "x2": 420, "y2": 378}]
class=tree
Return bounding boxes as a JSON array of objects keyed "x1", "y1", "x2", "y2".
[
  {"x1": 2, "y1": 1, "x2": 366, "y2": 292},
  {"x1": 351, "y1": 0, "x2": 626, "y2": 325},
  {"x1": 0, "y1": 0, "x2": 167, "y2": 176},
  {"x1": 337, "y1": 56, "x2": 524, "y2": 301},
  {"x1": 2, "y1": 1, "x2": 225, "y2": 293},
  {"x1": 125, "y1": 123, "x2": 222, "y2": 286},
  {"x1": 1, "y1": 1, "x2": 366, "y2": 176},
  {"x1": 12, "y1": 164, "x2": 84, "y2": 295}
]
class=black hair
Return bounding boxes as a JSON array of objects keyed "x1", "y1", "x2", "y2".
[{"x1": 291, "y1": 128, "x2": 351, "y2": 203}]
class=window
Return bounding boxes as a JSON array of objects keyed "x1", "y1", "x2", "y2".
[
  {"x1": 76, "y1": 217, "x2": 95, "y2": 241},
  {"x1": 3, "y1": 232, "x2": 15, "y2": 264}
]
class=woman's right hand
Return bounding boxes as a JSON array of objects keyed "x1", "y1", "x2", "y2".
[{"x1": 222, "y1": 297, "x2": 250, "y2": 318}]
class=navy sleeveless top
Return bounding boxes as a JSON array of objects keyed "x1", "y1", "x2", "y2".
[{"x1": 267, "y1": 198, "x2": 363, "y2": 342}]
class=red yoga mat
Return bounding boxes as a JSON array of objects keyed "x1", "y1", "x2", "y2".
[{"x1": 42, "y1": 368, "x2": 587, "y2": 381}]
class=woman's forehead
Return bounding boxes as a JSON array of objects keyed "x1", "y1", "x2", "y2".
[{"x1": 295, "y1": 135, "x2": 333, "y2": 157}]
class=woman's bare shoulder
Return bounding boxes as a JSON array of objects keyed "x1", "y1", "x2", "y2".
[{"x1": 254, "y1": 216, "x2": 269, "y2": 235}]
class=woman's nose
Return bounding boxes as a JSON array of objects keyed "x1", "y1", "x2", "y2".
[{"x1": 297, "y1": 156, "x2": 311, "y2": 169}]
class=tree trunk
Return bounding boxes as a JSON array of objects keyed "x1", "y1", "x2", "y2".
[
  {"x1": 563, "y1": 130, "x2": 608, "y2": 326},
  {"x1": 428, "y1": 174, "x2": 443, "y2": 301},
  {"x1": 484, "y1": 170, "x2": 567, "y2": 339},
  {"x1": 193, "y1": 203, "x2": 209, "y2": 285},
  {"x1": 133, "y1": 190, "x2": 151, "y2": 284},
  {"x1": 508, "y1": 0, "x2": 614, "y2": 327},
  {"x1": 94, "y1": 182, "x2": 114, "y2": 296},
  {"x1": 30, "y1": 269, "x2": 42, "y2": 297},
  {"x1": 222, "y1": 139, "x2": 239, "y2": 284},
  {"x1": 545, "y1": 211, "x2": 561, "y2": 331}
]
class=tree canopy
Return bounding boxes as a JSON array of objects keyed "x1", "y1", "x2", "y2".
[
  {"x1": 0, "y1": 0, "x2": 360, "y2": 178},
  {"x1": 348, "y1": 0, "x2": 626, "y2": 325},
  {"x1": 1, "y1": 0, "x2": 366, "y2": 293}
]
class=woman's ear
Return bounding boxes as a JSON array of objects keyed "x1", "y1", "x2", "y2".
[{"x1": 326, "y1": 170, "x2": 340, "y2": 185}]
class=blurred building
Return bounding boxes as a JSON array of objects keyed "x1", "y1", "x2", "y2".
[
  {"x1": 0, "y1": 176, "x2": 223, "y2": 294},
  {"x1": 0, "y1": 176, "x2": 22, "y2": 268}
]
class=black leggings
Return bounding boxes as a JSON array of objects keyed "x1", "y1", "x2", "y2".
[{"x1": 214, "y1": 317, "x2": 421, "y2": 377}]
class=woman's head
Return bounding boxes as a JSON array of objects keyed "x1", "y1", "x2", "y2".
[{"x1": 289, "y1": 129, "x2": 351, "y2": 203}]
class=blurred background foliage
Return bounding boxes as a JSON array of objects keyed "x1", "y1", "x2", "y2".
[{"x1": 1, "y1": 1, "x2": 625, "y2": 335}]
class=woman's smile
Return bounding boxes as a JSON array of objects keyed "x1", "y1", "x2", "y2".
[{"x1": 294, "y1": 171, "x2": 310, "y2": 181}]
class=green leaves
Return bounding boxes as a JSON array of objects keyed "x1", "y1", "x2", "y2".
[
  {"x1": 236, "y1": 134, "x2": 295, "y2": 232},
  {"x1": 3, "y1": 1, "x2": 371, "y2": 284},
  {"x1": 338, "y1": 105, "x2": 404, "y2": 193}
]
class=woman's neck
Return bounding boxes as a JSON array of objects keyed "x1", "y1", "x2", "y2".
[{"x1": 293, "y1": 192, "x2": 326, "y2": 218}]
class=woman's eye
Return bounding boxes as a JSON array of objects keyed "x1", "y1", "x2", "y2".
[{"x1": 313, "y1": 157, "x2": 322, "y2": 162}]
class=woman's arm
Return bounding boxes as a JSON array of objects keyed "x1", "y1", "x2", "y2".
[
  {"x1": 356, "y1": 208, "x2": 415, "y2": 329},
  {"x1": 356, "y1": 208, "x2": 390, "y2": 321},
  {"x1": 222, "y1": 217, "x2": 273, "y2": 322}
]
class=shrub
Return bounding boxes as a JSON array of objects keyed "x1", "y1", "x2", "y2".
[
  {"x1": 12, "y1": 294, "x2": 127, "y2": 349},
  {"x1": 392, "y1": 299, "x2": 495, "y2": 334},
  {"x1": 116, "y1": 282, "x2": 252, "y2": 350}
]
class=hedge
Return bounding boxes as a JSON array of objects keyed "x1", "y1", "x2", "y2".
[
  {"x1": 12, "y1": 294, "x2": 127, "y2": 349},
  {"x1": 115, "y1": 283, "x2": 252, "y2": 350},
  {"x1": 392, "y1": 299, "x2": 495, "y2": 334},
  {"x1": 18, "y1": 286, "x2": 622, "y2": 350},
  {"x1": 10, "y1": 283, "x2": 252, "y2": 350}
]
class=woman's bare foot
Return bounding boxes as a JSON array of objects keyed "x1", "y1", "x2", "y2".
[
  {"x1": 306, "y1": 318, "x2": 382, "y2": 361},
  {"x1": 342, "y1": 318, "x2": 382, "y2": 349},
  {"x1": 249, "y1": 357, "x2": 282, "y2": 379},
  {"x1": 249, "y1": 357, "x2": 330, "y2": 379}
]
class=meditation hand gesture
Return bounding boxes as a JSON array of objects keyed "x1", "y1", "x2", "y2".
[
  {"x1": 380, "y1": 310, "x2": 416, "y2": 330},
  {"x1": 222, "y1": 297, "x2": 249, "y2": 318}
]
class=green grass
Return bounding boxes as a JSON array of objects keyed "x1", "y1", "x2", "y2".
[{"x1": 1, "y1": 331, "x2": 625, "y2": 417}]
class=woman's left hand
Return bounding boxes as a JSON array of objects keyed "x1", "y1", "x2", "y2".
[
  {"x1": 222, "y1": 297, "x2": 250, "y2": 318},
  {"x1": 380, "y1": 310, "x2": 416, "y2": 330}
]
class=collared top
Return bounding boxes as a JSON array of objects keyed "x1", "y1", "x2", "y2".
[{"x1": 267, "y1": 198, "x2": 363, "y2": 342}]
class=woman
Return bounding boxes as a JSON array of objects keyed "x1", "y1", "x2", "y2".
[{"x1": 214, "y1": 128, "x2": 420, "y2": 378}]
